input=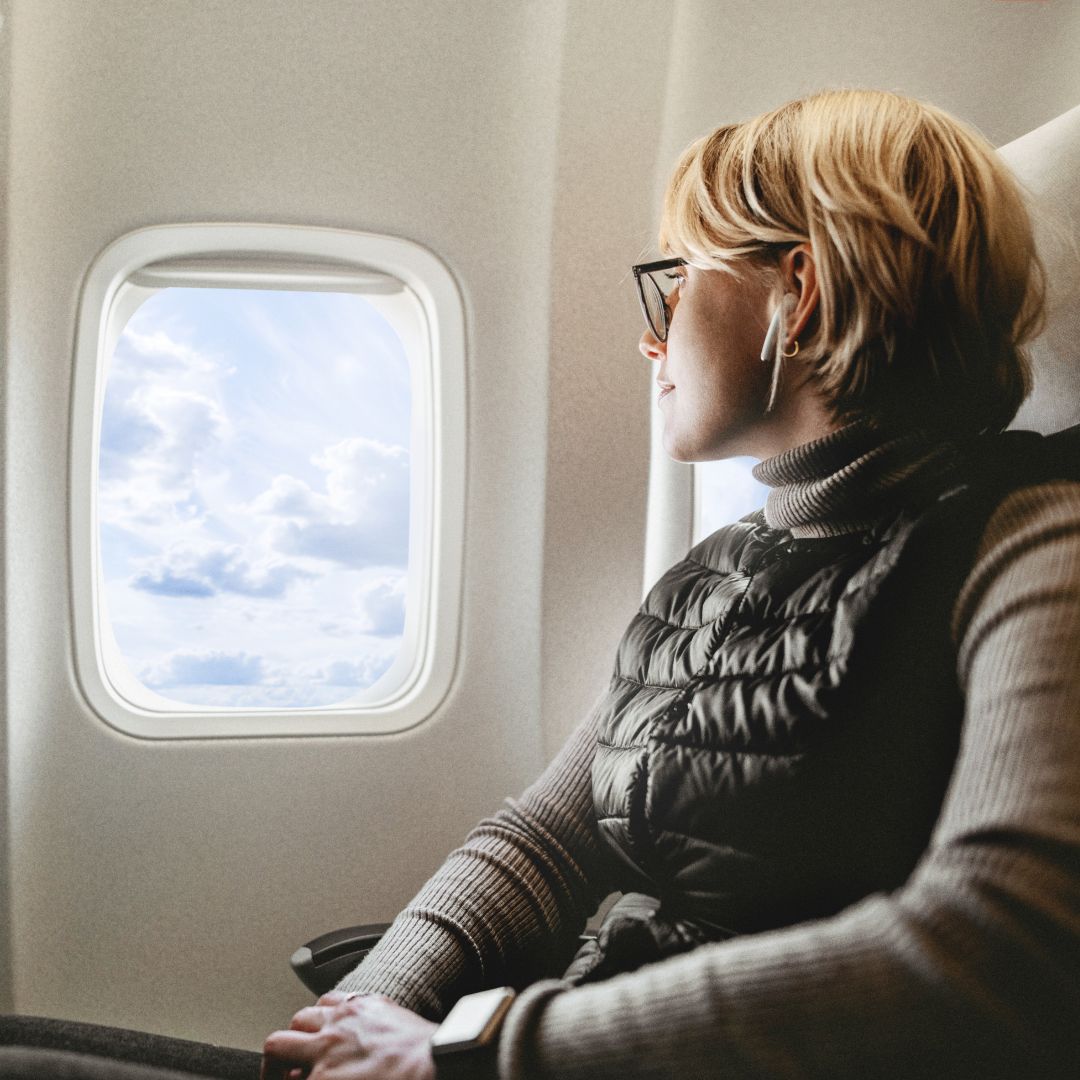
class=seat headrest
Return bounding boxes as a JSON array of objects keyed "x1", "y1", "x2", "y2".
[{"x1": 999, "y1": 103, "x2": 1080, "y2": 434}]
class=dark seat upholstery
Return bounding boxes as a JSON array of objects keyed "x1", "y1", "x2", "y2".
[{"x1": 0, "y1": 1017, "x2": 261, "y2": 1080}]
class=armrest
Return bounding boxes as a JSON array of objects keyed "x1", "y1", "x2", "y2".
[
  {"x1": 290, "y1": 923, "x2": 391, "y2": 996},
  {"x1": 290, "y1": 925, "x2": 600, "y2": 997}
]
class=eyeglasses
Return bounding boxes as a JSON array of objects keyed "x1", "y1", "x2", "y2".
[{"x1": 632, "y1": 257, "x2": 686, "y2": 342}]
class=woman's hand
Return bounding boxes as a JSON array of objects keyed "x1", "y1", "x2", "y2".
[{"x1": 262, "y1": 990, "x2": 437, "y2": 1080}]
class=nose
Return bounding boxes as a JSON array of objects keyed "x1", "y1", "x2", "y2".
[{"x1": 639, "y1": 325, "x2": 666, "y2": 362}]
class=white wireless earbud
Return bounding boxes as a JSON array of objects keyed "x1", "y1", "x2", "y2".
[
  {"x1": 762, "y1": 296, "x2": 796, "y2": 413},
  {"x1": 760, "y1": 305, "x2": 783, "y2": 362},
  {"x1": 761, "y1": 295, "x2": 795, "y2": 362}
]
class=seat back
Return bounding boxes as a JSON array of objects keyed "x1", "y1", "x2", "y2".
[{"x1": 999, "y1": 103, "x2": 1080, "y2": 435}]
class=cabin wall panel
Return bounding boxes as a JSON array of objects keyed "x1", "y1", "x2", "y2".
[
  {"x1": 658, "y1": 0, "x2": 1080, "y2": 173},
  {"x1": 4, "y1": 0, "x2": 568, "y2": 1047},
  {"x1": 540, "y1": 1, "x2": 675, "y2": 754}
]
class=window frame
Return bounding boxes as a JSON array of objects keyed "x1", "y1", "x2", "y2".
[{"x1": 70, "y1": 223, "x2": 466, "y2": 739}]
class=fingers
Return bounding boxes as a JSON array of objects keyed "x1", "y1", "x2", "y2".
[
  {"x1": 264, "y1": 1028, "x2": 323, "y2": 1066},
  {"x1": 295, "y1": 1007, "x2": 327, "y2": 1033},
  {"x1": 265, "y1": 994, "x2": 384, "y2": 1078},
  {"x1": 289, "y1": 995, "x2": 367, "y2": 1033},
  {"x1": 266, "y1": 999, "x2": 367, "y2": 1064}
]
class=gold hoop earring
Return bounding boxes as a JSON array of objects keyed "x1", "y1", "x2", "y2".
[{"x1": 781, "y1": 339, "x2": 799, "y2": 358}]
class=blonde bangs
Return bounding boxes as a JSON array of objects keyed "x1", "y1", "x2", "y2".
[{"x1": 659, "y1": 127, "x2": 792, "y2": 274}]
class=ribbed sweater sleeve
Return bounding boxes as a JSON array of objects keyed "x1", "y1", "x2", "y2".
[
  {"x1": 333, "y1": 692, "x2": 615, "y2": 1019},
  {"x1": 498, "y1": 481, "x2": 1080, "y2": 1079}
]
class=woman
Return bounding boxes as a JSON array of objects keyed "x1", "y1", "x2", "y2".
[
  {"x1": 260, "y1": 88, "x2": 1080, "y2": 1078},
  {"x1": 3, "y1": 88, "x2": 1077, "y2": 1080}
]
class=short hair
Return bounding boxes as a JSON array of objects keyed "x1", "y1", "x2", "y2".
[{"x1": 658, "y1": 88, "x2": 1047, "y2": 435}]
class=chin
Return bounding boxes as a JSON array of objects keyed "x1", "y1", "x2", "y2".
[
  {"x1": 663, "y1": 415, "x2": 758, "y2": 462},
  {"x1": 667, "y1": 437, "x2": 749, "y2": 464},
  {"x1": 661, "y1": 435, "x2": 696, "y2": 463}
]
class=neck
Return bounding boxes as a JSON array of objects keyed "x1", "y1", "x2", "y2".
[{"x1": 738, "y1": 383, "x2": 841, "y2": 461}]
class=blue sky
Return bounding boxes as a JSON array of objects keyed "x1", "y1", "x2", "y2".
[{"x1": 99, "y1": 287, "x2": 412, "y2": 709}]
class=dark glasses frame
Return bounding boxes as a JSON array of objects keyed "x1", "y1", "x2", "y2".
[{"x1": 631, "y1": 257, "x2": 687, "y2": 342}]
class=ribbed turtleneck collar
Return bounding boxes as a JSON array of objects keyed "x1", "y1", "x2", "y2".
[{"x1": 752, "y1": 421, "x2": 962, "y2": 538}]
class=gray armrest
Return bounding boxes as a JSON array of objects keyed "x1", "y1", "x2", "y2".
[
  {"x1": 291, "y1": 924, "x2": 599, "y2": 997},
  {"x1": 290, "y1": 923, "x2": 391, "y2": 996}
]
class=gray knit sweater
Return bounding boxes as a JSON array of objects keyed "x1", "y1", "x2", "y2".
[{"x1": 337, "y1": 425, "x2": 1080, "y2": 1078}]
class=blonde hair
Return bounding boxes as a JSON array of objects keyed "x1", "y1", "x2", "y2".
[{"x1": 659, "y1": 88, "x2": 1046, "y2": 434}]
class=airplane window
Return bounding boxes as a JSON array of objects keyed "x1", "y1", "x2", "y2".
[
  {"x1": 72, "y1": 224, "x2": 465, "y2": 737},
  {"x1": 693, "y1": 457, "x2": 768, "y2": 543},
  {"x1": 98, "y1": 287, "x2": 410, "y2": 710}
]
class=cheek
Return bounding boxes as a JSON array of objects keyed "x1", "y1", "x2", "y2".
[
  {"x1": 667, "y1": 296, "x2": 766, "y2": 405},
  {"x1": 666, "y1": 316, "x2": 714, "y2": 388}
]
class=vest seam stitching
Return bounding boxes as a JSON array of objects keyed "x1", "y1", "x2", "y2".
[
  {"x1": 650, "y1": 735, "x2": 807, "y2": 758},
  {"x1": 597, "y1": 737, "x2": 805, "y2": 758},
  {"x1": 636, "y1": 609, "x2": 738, "y2": 633},
  {"x1": 611, "y1": 672, "x2": 697, "y2": 691},
  {"x1": 611, "y1": 658, "x2": 841, "y2": 690}
]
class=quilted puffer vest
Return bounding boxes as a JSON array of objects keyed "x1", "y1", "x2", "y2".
[{"x1": 566, "y1": 426, "x2": 1080, "y2": 986}]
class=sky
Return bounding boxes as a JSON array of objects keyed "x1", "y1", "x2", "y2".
[
  {"x1": 696, "y1": 457, "x2": 768, "y2": 542},
  {"x1": 98, "y1": 285, "x2": 765, "y2": 714},
  {"x1": 99, "y1": 287, "x2": 412, "y2": 710}
]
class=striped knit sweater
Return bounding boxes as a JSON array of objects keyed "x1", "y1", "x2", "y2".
[{"x1": 337, "y1": 423, "x2": 1080, "y2": 1079}]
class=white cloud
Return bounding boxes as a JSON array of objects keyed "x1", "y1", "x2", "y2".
[
  {"x1": 99, "y1": 470, "x2": 207, "y2": 535},
  {"x1": 356, "y1": 574, "x2": 407, "y2": 636},
  {"x1": 130, "y1": 543, "x2": 315, "y2": 599},
  {"x1": 269, "y1": 519, "x2": 405, "y2": 569},
  {"x1": 137, "y1": 646, "x2": 399, "y2": 706},
  {"x1": 119, "y1": 325, "x2": 220, "y2": 375},
  {"x1": 254, "y1": 437, "x2": 410, "y2": 568},
  {"x1": 136, "y1": 386, "x2": 227, "y2": 462},
  {"x1": 100, "y1": 395, "x2": 165, "y2": 460},
  {"x1": 316, "y1": 437, "x2": 409, "y2": 513},
  {"x1": 142, "y1": 650, "x2": 266, "y2": 687},
  {"x1": 99, "y1": 374, "x2": 229, "y2": 530},
  {"x1": 321, "y1": 653, "x2": 395, "y2": 688},
  {"x1": 250, "y1": 474, "x2": 325, "y2": 519}
]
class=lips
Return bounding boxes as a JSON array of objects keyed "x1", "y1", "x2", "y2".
[{"x1": 657, "y1": 381, "x2": 675, "y2": 402}]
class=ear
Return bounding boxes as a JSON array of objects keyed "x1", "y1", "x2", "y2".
[{"x1": 779, "y1": 244, "x2": 820, "y2": 346}]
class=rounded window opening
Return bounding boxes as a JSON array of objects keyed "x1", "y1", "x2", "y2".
[{"x1": 98, "y1": 286, "x2": 413, "y2": 711}]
